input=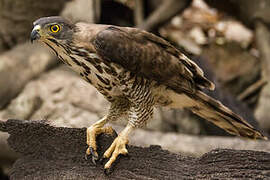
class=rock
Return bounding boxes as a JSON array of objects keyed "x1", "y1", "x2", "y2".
[
  {"x1": 0, "y1": 43, "x2": 58, "y2": 109},
  {"x1": 0, "y1": 66, "x2": 163, "y2": 131},
  {"x1": 0, "y1": 66, "x2": 106, "y2": 128},
  {"x1": 189, "y1": 26, "x2": 207, "y2": 45},
  {"x1": 215, "y1": 20, "x2": 253, "y2": 48}
]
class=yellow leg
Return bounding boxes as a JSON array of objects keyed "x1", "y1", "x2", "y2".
[
  {"x1": 86, "y1": 117, "x2": 114, "y2": 164},
  {"x1": 103, "y1": 124, "x2": 134, "y2": 170}
]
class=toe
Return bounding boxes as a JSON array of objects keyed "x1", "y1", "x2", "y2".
[
  {"x1": 119, "y1": 147, "x2": 128, "y2": 155},
  {"x1": 104, "y1": 167, "x2": 112, "y2": 175},
  {"x1": 103, "y1": 126, "x2": 114, "y2": 135},
  {"x1": 86, "y1": 125, "x2": 107, "y2": 165},
  {"x1": 103, "y1": 137, "x2": 129, "y2": 169},
  {"x1": 104, "y1": 151, "x2": 117, "y2": 169},
  {"x1": 103, "y1": 140, "x2": 116, "y2": 159}
]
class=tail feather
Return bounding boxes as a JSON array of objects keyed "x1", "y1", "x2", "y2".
[{"x1": 188, "y1": 91, "x2": 267, "y2": 140}]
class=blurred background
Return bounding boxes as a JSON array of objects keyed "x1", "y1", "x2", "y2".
[{"x1": 1, "y1": 0, "x2": 270, "y2": 178}]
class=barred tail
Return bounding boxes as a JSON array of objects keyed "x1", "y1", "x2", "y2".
[{"x1": 189, "y1": 91, "x2": 267, "y2": 140}]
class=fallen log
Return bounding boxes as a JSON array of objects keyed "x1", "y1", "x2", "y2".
[{"x1": 1, "y1": 119, "x2": 269, "y2": 179}]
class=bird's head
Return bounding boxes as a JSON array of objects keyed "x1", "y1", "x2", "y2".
[{"x1": 30, "y1": 16, "x2": 75, "y2": 44}]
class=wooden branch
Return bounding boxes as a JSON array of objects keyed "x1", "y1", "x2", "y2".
[
  {"x1": 134, "y1": 0, "x2": 145, "y2": 26},
  {"x1": 137, "y1": 0, "x2": 191, "y2": 31},
  {"x1": 237, "y1": 79, "x2": 267, "y2": 101},
  {"x1": 94, "y1": 0, "x2": 102, "y2": 23},
  {"x1": 2, "y1": 119, "x2": 270, "y2": 179}
]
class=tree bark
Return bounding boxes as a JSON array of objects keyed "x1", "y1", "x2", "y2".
[{"x1": 1, "y1": 119, "x2": 269, "y2": 179}]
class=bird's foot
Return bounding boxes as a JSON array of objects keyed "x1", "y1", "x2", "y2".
[
  {"x1": 102, "y1": 134, "x2": 129, "y2": 171},
  {"x1": 86, "y1": 125, "x2": 114, "y2": 164}
]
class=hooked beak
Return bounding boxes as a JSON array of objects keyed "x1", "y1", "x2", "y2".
[{"x1": 30, "y1": 25, "x2": 41, "y2": 43}]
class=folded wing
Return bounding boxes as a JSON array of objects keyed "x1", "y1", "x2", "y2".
[{"x1": 93, "y1": 26, "x2": 214, "y2": 94}]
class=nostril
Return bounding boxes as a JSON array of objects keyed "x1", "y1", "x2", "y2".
[{"x1": 30, "y1": 29, "x2": 41, "y2": 43}]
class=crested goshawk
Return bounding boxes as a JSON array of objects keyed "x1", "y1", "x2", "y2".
[{"x1": 30, "y1": 16, "x2": 267, "y2": 171}]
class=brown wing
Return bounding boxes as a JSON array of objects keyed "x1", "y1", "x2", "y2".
[{"x1": 93, "y1": 26, "x2": 214, "y2": 94}]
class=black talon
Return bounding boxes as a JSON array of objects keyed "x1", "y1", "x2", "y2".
[
  {"x1": 89, "y1": 147, "x2": 98, "y2": 165},
  {"x1": 99, "y1": 156, "x2": 106, "y2": 164},
  {"x1": 104, "y1": 168, "x2": 112, "y2": 175},
  {"x1": 85, "y1": 153, "x2": 89, "y2": 160},
  {"x1": 90, "y1": 147, "x2": 98, "y2": 158},
  {"x1": 92, "y1": 156, "x2": 97, "y2": 165},
  {"x1": 85, "y1": 147, "x2": 99, "y2": 165}
]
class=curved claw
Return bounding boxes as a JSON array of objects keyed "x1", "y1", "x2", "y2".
[
  {"x1": 90, "y1": 147, "x2": 99, "y2": 165},
  {"x1": 104, "y1": 167, "x2": 112, "y2": 175},
  {"x1": 85, "y1": 153, "x2": 88, "y2": 160},
  {"x1": 99, "y1": 156, "x2": 105, "y2": 164},
  {"x1": 85, "y1": 147, "x2": 99, "y2": 165},
  {"x1": 86, "y1": 124, "x2": 115, "y2": 165}
]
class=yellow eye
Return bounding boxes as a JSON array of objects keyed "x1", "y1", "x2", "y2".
[{"x1": 50, "y1": 24, "x2": 60, "y2": 33}]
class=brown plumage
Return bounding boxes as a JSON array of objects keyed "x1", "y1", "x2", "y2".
[
  {"x1": 31, "y1": 16, "x2": 267, "y2": 171},
  {"x1": 93, "y1": 26, "x2": 215, "y2": 94}
]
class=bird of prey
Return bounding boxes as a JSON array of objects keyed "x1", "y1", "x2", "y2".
[{"x1": 31, "y1": 16, "x2": 267, "y2": 171}]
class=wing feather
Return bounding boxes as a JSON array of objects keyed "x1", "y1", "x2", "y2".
[{"x1": 93, "y1": 26, "x2": 214, "y2": 93}]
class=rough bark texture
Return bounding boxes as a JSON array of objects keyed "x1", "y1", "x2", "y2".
[
  {"x1": 0, "y1": 0, "x2": 67, "y2": 52},
  {"x1": 1, "y1": 119, "x2": 269, "y2": 179},
  {"x1": 0, "y1": 43, "x2": 58, "y2": 109}
]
